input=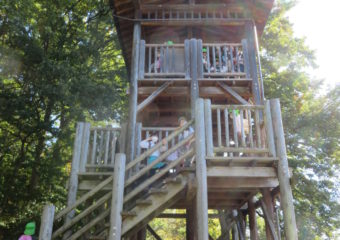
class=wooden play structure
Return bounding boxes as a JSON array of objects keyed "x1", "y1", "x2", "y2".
[{"x1": 39, "y1": 0, "x2": 299, "y2": 239}]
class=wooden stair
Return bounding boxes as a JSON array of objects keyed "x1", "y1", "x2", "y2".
[{"x1": 121, "y1": 174, "x2": 188, "y2": 237}]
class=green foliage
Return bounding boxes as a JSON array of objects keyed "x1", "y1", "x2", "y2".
[
  {"x1": 0, "y1": 0, "x2": 127, "y2": 238},
  {"x1": 261, "y1": 0, "x2": 340, "y2": 238}
]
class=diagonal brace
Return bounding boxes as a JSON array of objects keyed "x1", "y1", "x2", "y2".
[
  {"x1": 217, "y1": 82, "x2": 249, "y2": 105},
  {"x1": 137, "y1": 81, "x2": 172, "y2": 113}
]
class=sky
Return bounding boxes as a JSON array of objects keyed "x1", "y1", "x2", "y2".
[{"x1": 287, "y1": 0, "x2": 340, "y2": 89}]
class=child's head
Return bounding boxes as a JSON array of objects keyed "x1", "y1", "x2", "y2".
[{"x1": 178, "y1": 116, "x2": 187, "y2": 127}]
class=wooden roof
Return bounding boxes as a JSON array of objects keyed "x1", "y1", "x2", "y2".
[{"x1": 109, "y1": 0, "x2": 274, "y2": 73}]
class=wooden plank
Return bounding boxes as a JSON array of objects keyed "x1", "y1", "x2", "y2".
[
  {"x1": 137, "y1": 81, "x2": 172, "y2": 113},
  {"x1": 109, "y1": 154, "x2": 126, "y2": 240},
  {"x1": 197, "y1": 39, "x2": 203, "y2": 79},
  {"x1": 217, "y1": 82, "x2": 249, "y2": 105},
  {"x1": 262, "y1": 189, "x2": 275, "y2": 240},
  {"x1": 194, "y1": 99, "x2": 209, "y2": 240},
  {"x1": 270, "y1": 99, "x2": 298, "y2": 239},
  {"x1": 213, "y1": 147, "x2": 269, "y2": 153},
  {"x1": 241, "y1": 39, "x2": 251, "y2": 79},
  {"x1": 91, "y1": 130, "x2": 97, "y2": 165},
  {"x1": 207, "y1": 166, "x2": 277, "y2": 178},
  {"x1": 207, "y1": 178, "x2": 279, "y2": 189},
  {"x1": 39, "y1": 204, "x2": 55, "y2": 240}
]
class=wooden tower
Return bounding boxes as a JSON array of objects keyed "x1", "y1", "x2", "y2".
[{"x1": 39, "y1": 1, "x2": 299, "y2": 239}]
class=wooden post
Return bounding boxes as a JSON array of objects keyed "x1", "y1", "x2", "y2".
[
  {"x1": 262, "y1": 189, "x2": 275, "y2": 240},
  {"x1": 138, "y1": 40, "x2": 146, "y2": 79},
  {"x1": 79, "y1": 122, "x2": 91, "y2": 172},
  {"x1": 39, "y1": 204, "x2": 55, "y2": 240},
  {"x1": 241, "y1": 39, "x2": 251, "y2": 79},
  {"x1": 194, "y1": 98, "x2": 209, "y2": 240},
  {"x1": 134, "y1": 122, "x2": 142, "y2": 174},
  {"x1": 190, "y1": 39, "x2": 199, "y2": 118},
  {"x1": 232, "y1": 223, "x2": 239, "y2": 240},
  {"x1": 126, "y1": 20, "x2": 141, "y2": 164},
  {"x1": 197, "y1": 39, "x2": 203, "y2": 79},
  {"x1": 63, "y1": 122, "x2": 84, "y2": 240},
  {"x1": 204, "y1": 99, "x2": 213, "y2": 157},
  {"x1": 119, "y1": 123, "x2": 127, "y2": 154},
  {"x1": 270, "y1": 99, "x2": 298, "y2": 240},
  {"x1": 186, "y1": 202, "x2": 197, "y2": 240},
  {"x1": 248, "y1": 197, "x2": 258, "y2": 240},
  {"x1": 264, "y1": 101, "x2": 276, "y2": 157},
  {"x1": 108, "y1": 153, "x2": 126, "y2": 240},
  {"x1": 185, "y1": 40, "x2": 191, "y2": 79},
  {"x1": 245, "y1": 21, "x2": 262, "y2": 106}
]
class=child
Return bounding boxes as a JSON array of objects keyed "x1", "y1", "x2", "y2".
[
  {"x1": 19, "y1": 222, "x2": 37, "y2": 240},
  {"x1": 140, "y1": 133, "x2": 164, "y2": 175}
]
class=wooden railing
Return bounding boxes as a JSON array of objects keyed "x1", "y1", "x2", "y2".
[
  {"x1": 51, "y1": 176, "x2": 113, "y2": 239},
  {"x1": 123, "y1": 120, "x2": 195, "y2": 204},
  {"x1": 141, "y1": 126, "x2": 176, "y2": 147},
  {"x1": 202, "y1": 43, "x2": 249, "y2": 78},
  {"x1": 86, "y1": 126, "x2": 121, "y2": 169},
  {"x1": 138, "y1": 41, "x2": 189, "y2": 79},
  {"x1": 140, "y1": 5, "x2": 248, "y2": 22},
  {"x1": 206, "y1": 104, "x2": 269, "y2": 155}
]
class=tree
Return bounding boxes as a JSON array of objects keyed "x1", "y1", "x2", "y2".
[
  {"x1": 261, "y1": 0, "x2": 340, "y2": 238},
  {"x1": 0, "y1": 0, "x2": 127, "y2": 238}
]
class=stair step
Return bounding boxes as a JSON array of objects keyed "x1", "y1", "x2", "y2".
[
  {"x1": 88, "y1": 236, "x2": 106, "y2": 240},
  {"x1": 136, "y1": 199, "x2": 152, "y2": 206},
  {"x1": 163, "y1": 177, "x2": 182, "y2": 185},
  {"x1": 148, "y1": 188, "x2": 168, "y2": 195},
  {"x1": 78, "y1": 172, "x2": 113, "y2": 180},
  {"x1": 121, "y1": 211, "x2": 137, "y2": 218}
]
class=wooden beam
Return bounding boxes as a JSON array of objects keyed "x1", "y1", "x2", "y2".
[
  {"x1": 207, "y1": 178, "x2": 279, "y2": 189},
  {"x1": 270, "y1": 99, "x2": 298, "y2": 239},
  {"x1": 248, "y1": 197, "x2": 258, "y2": 240},
  {"x1": 260, "y1": 199, "x2": 279, "y2": 240},
  {"x1": 217, "y1": 82, "x2": 249, "y2": 105},
  {"x1": 190, "y1": 39, "x2": 199, "y2": 117},
  {"x1": 146, "y1": 225, "x2": 162, "y2": 240},
  {"x1": 137, "y1": 81, "x2": 172, "y2": 113},
  {"x1": 204, "y1": 99, "x2": 214, "y2": 157},
  {"x1": 207, "y1": 166, "x2": 277, "y2": 178},
  {"x1": 262, "y1": 189, "x2": 275, "y2": 240}
]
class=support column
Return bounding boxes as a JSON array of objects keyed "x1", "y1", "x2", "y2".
[
  {"x1": 63, "y1": 122, "x2": 84, "y2": 239},
  {"x1": 270, "y1": 99, "x2": 298, "y2": 240},
  {"x1": 262, "y1": 189, "x2": 275, "y2": 240},
  {"x1": 248, "y1": 197, "x2": 258, "y2": 240},
  {"x1": 126, "y1": 20, "x2": 141, "y2": 164},
  {"x1": 39, "y1": 204, "x2": 55, "y2": 240},
  {"x1": 108, "y1": 154, "x2": 126, "y2": 240},
  {"x1": 194, "y1": 98, "x2": 209, "y2": 240},
  {"x1": 190, "y1": 39, "x2": 199, "y2": 118},
  {"x1": 245, "y1": 21, "x2": 262, "y2": 106},
  {"x1": 204, "y1": 99, "x2": 213, "y2": 157},
  {"x1": 186, "y1": 201, "x2": 197, "y2": 240}
]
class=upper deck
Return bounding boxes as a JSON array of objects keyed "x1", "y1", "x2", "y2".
[{"x1": 109, "y1": 0, "x2": 274, "y2": 72}]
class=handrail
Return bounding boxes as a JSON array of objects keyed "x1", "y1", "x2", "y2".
[
  {"x1": 125, "y1": 134, "x2": 194, "y2": 188},
  {"x1": 54, "y1": 176, "x2": 113, "y2": 220},
  {"x1": 124, "y1": 147, "x2": 195, "y2": 203},
  {"x1": 125, "y1": 119, "x2": 193, "y2": 172}
]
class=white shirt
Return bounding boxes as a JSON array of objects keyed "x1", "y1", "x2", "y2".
[{"x1": 140, "y1": 139, "x2": 160, "y2": 157}]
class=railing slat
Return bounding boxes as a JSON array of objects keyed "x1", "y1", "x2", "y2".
[
  {"x1": 217, "y1": 109, "x2": 222, "y2": 147},
  {"x1": 91, "y1": 130, "x2": 97, "y2": 165},
  {"x1": 247, "y1": 109, "x2": 254, "y2": 148},
  {"x1": 232, "y1": 110, "x2": 239, "y2": 148},
  {"x1": 240, "y1": 109, "x2": 246, "y2": 147}
]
